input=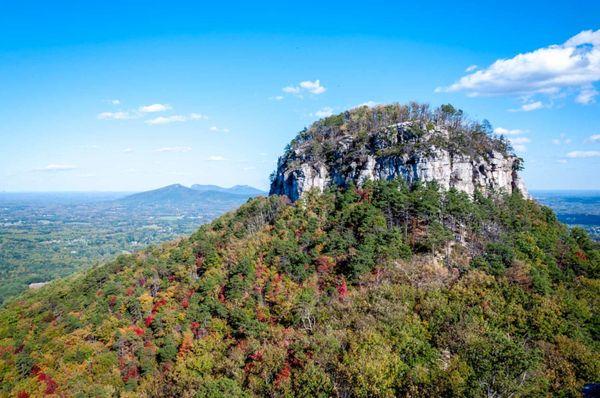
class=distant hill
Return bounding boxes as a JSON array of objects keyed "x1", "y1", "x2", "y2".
[
  {"x1": 120, "y1": 183, "x2": 265, "y2": 205},
  {"x1": 191, "y1": 184, "x2": 266, "y2": 196}
]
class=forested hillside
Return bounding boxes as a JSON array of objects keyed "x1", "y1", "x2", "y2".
[
  {"x1": 0, "y1": 186, "x2": 264, "y2": 304},
  {"x1": 1, "y1": 180, "x2": 598, "y2": 397}
]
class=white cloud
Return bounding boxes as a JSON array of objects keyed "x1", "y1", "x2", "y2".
[
  {"x1": 356, "y1": 100, "x2": 378, "y2": 108},
  {"x1": 314, "y1": 107, "x2": 334, "y2": 118},
  {"x1": 189, "y1": 113, "x2": 208, "y2": 120},
  {"x1": 209, "y1": 126, "x2": 230, "y2": 132},
  {"x1": 557, "y1": 159, "x2": 568, "y2": 164},
  {"x1": 509, "y1": 136, "x2": 531, "y2": 152},
  {"x1": 34, "y1": 164, "x2": 77, "y2": 172},
  {"x1": 123, "y1": 148, "x2": 134, "y2": 153},
  {"x1": 282, "y1": 79, "x2": 326, "y2": 97},
  {"x1": 589, "y1": 134, "x2": 600, "y2": 142},
  {"x1": 155, "y1": 146, "x2": 192, "y2": 153},
  {"x1": 282, "y1": 86, "x2": 301, "y2": 94},
  {"x1": 97, "y1": 111, "x2": 133, "y2": 120},
  {"x1": 146, "y1": 115, "x2": 186, "y2": 125},
  {"x1": 494, "y1": 127, "x2": 530, "y2": 151},
  {"x1": 299, "y1": 80, "x2": 326, "y2": 94},
  {"x1": 146, "y1": 113, "x2": 207, "y2": 125},
  {"x1": 494, "y1": 127, "x2": 524, "y2": 136},
  {"x1": 139, "y1": 103, "x2": 171, "y2": 113},
  {"x1": 509, "y1": 100, "x2": 545, "y2": 112},
  {"x1": 520, "y1": 101, "x2": 544, "y2": 112},
  {"x1": 436, "y1": 29, "x2": 600, "y2": 105},
  {"x1": 510, "y1": 137, "x2": 531, "y2": 144},
  {"x1": 576, "y1": 85, "x2": 598, "y2": 104},
  {"x1": 206, "y1": 155, "x2": 227, "y2": 161},
  {"x1": 566, "y1": 150, "x2": 600, "y2": 158},
  {"x1": 465, "y1": 65, "x2": 478, "y2": 72},
  {"x1": 269, "y1": 95, "x2": 285, "y2": 101}
]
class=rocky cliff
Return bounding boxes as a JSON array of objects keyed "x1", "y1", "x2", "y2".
[{"x1": 270, "y1": 103, "x2": 527, "y2": 201}]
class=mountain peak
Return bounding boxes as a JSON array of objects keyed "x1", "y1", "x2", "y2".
[{"x1": 270, "y1": 103, "x2": 527, "y2": 201}]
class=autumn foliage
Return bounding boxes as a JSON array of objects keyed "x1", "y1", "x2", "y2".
[{"x1": 0, "y1": 182, "x2": 598, "y2": 397}]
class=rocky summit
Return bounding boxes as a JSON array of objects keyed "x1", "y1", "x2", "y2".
[{"x1": 270, "y1": 103, "x2": 527, "y2": 201}]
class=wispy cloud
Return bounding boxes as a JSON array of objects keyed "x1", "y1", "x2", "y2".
[
  {"x1": 282, "y1": 86, "x2": 301, "y2": 94},
  {"x1": 146, "y1": 113, "x2": 208, "y2": 125},
  {"x1": 576, "y1": 85, "x2": 598, "y2": 104},
  {"x1": 589, "y1": 134, "x2": 600, "y2": 142},
  {"x1": 465, "y1": 65, "x2": 478, "y2": 72},
  {"x1": 269, "y1": 95, "x2": 285, "y2": 101},
  {"x1": 146, "y1": 115, "x2": 186, "y2": 125},
  {"x1": 123, "y1": 148, "x2": 134, "y2": 153},
  {"x1": 99, "y1": 102, "x2": 207, "y2": 125},
  {"x1": 519, "y1": 101, "x2": 544, "y2": 112},
  {"x1": 436, "y1": 29, "x2": 600, "y2": 105},
  {"x1": 209, "y1": 126, "x2": 230, "y2": 133},
  {"x1": 299, "y1": 80, "x2": 326, "y2": 94},
  {"x1": 314, "y1": 107, "x2": 334, "y2": 118},
  {"x1": 139, "y1": 103, "x2": 171, "y2": 113},
  {"x1": 494, "y1": 127, "x2": 530, "y2": 151},
  {"x1": 34, "y1": 164, "x2": 78, "y2": 172},
  {"x1": 206, "y1": 155, "x2": 227, "y2": 161},
  {"x1": 551, "y1": 134, "x2": 572, "y2": 145},
  {"x1": 282, "y1": 79, "x2": 326, "y2": 97},
  {"x1": 357, "y1": 100, "x2": 378, "y2": 108},
  {"x1": 494, "y1": 127, "x2": 525, "y2": 136},
  {"x1": 155, "y1": 146, "x2": 192, "y2": 153},
  {"x1": 97, "y1": 111, "x2": 134, "y2": 120},
  {"x1": 509, "y1": 136, "x2": 531, "y2": 152},
  {"x1": 566, "y1": 150, "x2": 600, "y2": 158}
]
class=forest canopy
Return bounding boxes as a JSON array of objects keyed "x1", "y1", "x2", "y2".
[{"x1": 0, "y1": 179, "x2": 598, "y2": 397}]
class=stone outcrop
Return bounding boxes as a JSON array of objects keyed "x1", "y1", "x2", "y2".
[{"x1": 270, "y1": 106, "x2": 528, "y2": 201}]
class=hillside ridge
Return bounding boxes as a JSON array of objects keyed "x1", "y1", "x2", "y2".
[{"x1": 121, "y1": 184, "x2": 265, "y2": 204}]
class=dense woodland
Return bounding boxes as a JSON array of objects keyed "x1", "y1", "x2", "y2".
[{"x1": 0, "y1": 180, "x2": 598, "y2": 397}]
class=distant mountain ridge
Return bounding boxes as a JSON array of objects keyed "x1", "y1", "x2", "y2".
[
  {"x1": 121, "y1": 183, "x2": 266, "y2": 205},
  {"x1": 190, "y1": 184, "x2": 265, "y2": 196}
]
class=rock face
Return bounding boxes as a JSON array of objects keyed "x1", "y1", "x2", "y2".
[{"x1": 270, "y1": 104, "x2": 528, "y2": 201}]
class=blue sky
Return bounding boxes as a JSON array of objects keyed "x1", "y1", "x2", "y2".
[{"x1": 0, "y1": 1, "x2": 599, "y2": 191}]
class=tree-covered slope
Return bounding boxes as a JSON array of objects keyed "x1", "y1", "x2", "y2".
[{"x1": 0, "y1": 180, "x2": 598, "y2": 397}]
